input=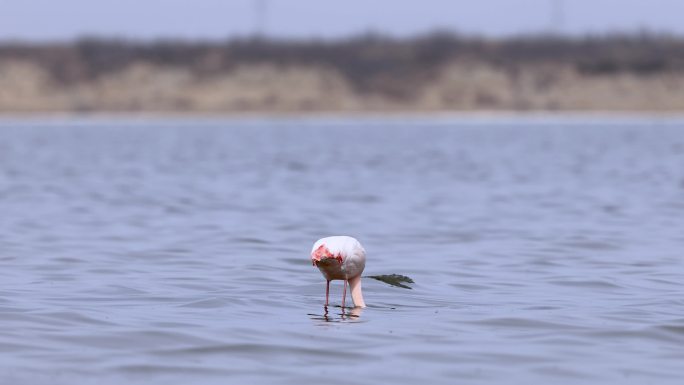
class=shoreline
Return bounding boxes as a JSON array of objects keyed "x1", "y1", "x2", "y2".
[
  {"x1": 4, "y1": 35, "x2": 684, "y2": 115},
  {"x1": 2, "y1": 110, "x2": 684, "y2": 123}
]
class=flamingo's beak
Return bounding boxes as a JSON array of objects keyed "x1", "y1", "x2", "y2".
[
  {"x1": 311, "y1": 254, "x2": 329, "y2": 266},
  {"x1": 312, "y1": 255, "x2": 343, "y2": 267}
]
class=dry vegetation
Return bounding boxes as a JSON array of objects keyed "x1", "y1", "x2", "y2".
[{"x1": 2, "y1": 33, "x2": 684, "y2": 113}]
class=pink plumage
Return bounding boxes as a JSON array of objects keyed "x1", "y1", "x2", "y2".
[{"x1": 311, "y1": 236, "x2": 366, "y2": 308}]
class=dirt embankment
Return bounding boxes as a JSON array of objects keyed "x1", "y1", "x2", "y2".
[{"x1": 2, "y1": 35, "x2": 684, "y2": 113}]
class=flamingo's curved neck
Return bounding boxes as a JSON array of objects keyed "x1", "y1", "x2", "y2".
[{"x1": 348, "y1": 275, "x2": 366, "y2": 308}]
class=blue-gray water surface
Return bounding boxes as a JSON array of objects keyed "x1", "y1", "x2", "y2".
[{"x1": 1, "y1": 117, "x2": 684, "y2": 384}]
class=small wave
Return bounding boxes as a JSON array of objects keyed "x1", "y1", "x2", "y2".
[
  {"x1": 155, "y1": 343, "x2": 372, "y2": 361},
  {"x1": 177, "y1": 298, "x2": 230, "y2": 308},
  {"x1": 473, "y1": 317, "x2": 588, "y2": 330},
  {"x1": 114, "y1": 364, "x2": 232, "y2": 375},
  {"x1": 232, "y1": 237, "x2": 270, "y2": 245},
  {"x1": 547, "y1": 279, "x2": 622, "y2": 289}
]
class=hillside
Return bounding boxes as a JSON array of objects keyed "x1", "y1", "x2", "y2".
[{"x1": 2, "y1": 34, "x2": 684, "y2": 113}]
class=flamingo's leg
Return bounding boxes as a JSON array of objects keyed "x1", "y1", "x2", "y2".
[
  {"x1": 325, "y1": 280, "x2": 330, "y2": 306},
  {"x1": 342, "y1": 279, "x2": 348, "y2": 309}
]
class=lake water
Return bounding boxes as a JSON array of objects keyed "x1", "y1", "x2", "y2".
[{"x1": 1, "y1": 116, "x2": 684, "y2": 384}]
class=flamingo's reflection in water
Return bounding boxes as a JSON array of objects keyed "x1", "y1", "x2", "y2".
[{"x1": 309, "y1": 305, "x2": 364, "y2": 323}]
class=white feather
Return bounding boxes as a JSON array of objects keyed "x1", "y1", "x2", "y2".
[{"x1": 311, "y1": 235, "x2": 366, "y2": 281}]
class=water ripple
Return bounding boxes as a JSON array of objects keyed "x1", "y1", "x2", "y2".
[{"x1": 1, "y1": 118, "x2": 684, "y2": 384}]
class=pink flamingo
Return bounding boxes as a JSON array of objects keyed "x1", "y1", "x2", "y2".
[{"x1": 311, "y1": 236, "x2": 366, "y2": 308}]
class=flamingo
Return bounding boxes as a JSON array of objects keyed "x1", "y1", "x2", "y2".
[{"x1": 311, "y1": 236, "x2": 366, "y2": 308}]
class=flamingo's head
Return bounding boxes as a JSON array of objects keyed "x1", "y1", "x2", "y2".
[{"x1": 311, "y1": 244, "x2": 343, "y2": 267}]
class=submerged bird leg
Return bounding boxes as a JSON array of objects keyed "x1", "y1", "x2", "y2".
[
  {"x1": 325, "y1": 280, "x2": 330, "y2": 306},
  {"x1": 342, "y1": 279, "x2": 348, "y2": 308}
]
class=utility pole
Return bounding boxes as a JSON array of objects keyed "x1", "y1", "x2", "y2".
[
  {"x1": 254, "y1": 0, "x2": 269, "y2": 38},
  {"x1": 550, "y1": 0, "x2": 565, "y2": 35}
]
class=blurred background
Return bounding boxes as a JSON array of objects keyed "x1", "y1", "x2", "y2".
[
  {"x1": 2, "y1": 0, "x2": 684, "y2": 113},
  {"x1": 3, "y1": 2, "x2": 684, "y2": 384}
]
